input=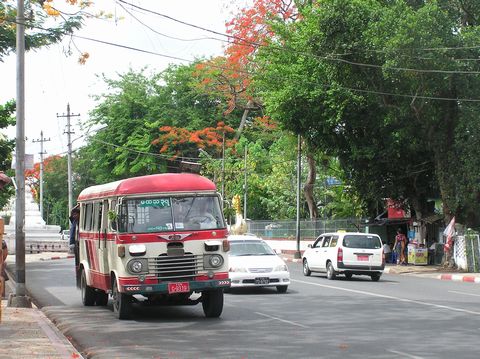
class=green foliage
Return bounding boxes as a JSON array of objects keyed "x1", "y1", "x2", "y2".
[
  {"x1": 80, "y1": 65, "x2": 241, "y2": 185},
  {"x1": 0, "y1": 100, "x2": 15, "y2": 210},
  {"x1": 0, "y1": 1, "x2": 84, "y2": 62},
  {"x1": 255, "y1": 0, "x2": 480, "y2": 225},
  {"x1": 43, "y1": 156, "x2": 69, "y2": 229}
]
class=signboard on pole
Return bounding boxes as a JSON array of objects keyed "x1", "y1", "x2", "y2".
[{"x1": 11, "y1": 154, "x2": 34, "y2": 170}]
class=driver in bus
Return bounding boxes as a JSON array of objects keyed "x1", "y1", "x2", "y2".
[{"x1": 187, "y1": 198, "x2": 217, "y2": 230}]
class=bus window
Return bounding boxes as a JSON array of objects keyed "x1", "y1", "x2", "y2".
[
  {"x1": 84, "y1": 203, "x2": 93, "y2": 231},
  {"x1": 117, "y1": 196, "x2": 225, "y2": 233}
]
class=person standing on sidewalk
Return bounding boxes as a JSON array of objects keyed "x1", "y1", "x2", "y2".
[
  {"x1": 1, "y1": 239, "x2": 8, "y2": 298},
  {"x1": 393, "y1": 229, "x2": 407, "y2": 265}
]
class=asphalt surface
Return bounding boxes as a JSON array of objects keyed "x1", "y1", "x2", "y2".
[{"x1": 13, "y1": 256, "x2": 480, "y2": 359}]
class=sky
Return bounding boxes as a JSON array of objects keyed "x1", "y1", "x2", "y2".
[{"x1": 0, "y1": 0, "x2": 247, "y2": 164}]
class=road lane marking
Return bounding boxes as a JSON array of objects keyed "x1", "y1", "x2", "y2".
[
  {"x1": 292, "y1": 279, "x2": 480, "y2": 316},
  {"x1": 387, "y1": 350, "x2": 425, "y2": 359},
  {"x1": 448, "y1": 290, "x2": 480, "y2": 297},
  {"x1": 255, "y1": 312, "x2": 309, "y2": 328}
]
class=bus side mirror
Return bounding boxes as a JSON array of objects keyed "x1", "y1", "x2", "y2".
[{"x1": 108, "y1": 210, "x2": 118, "y2": 231}]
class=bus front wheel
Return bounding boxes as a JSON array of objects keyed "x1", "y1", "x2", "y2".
[
  {"x1": 81, "y1": 269, "x2": 96, "y2": 306},
  {"x1": 112, "y1": 278, "x2": 132, "y2": 320},
  {"x1": 202, "y1": 289, "x2": 224, "y2": 318}
]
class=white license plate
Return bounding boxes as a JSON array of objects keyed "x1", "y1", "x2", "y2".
[{"x1": 255, "y1": 277, "x2": 270, "y2": 285}]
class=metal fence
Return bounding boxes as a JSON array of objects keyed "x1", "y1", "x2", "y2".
[
  {"x1": 246, "y1": 218, "x2": 366, "y2": 240},
  {"x1": 464, "y1": 234, "x2": 480, "y2": 272}
]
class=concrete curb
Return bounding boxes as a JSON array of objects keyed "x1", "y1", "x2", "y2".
[
  {"x1": 40, "y1": 254, "x2": 75, "y2": 261},
  {"x1": 438, "y1": 273, "x2": 480, "y2": 283}
]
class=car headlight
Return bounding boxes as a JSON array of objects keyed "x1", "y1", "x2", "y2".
[
  {"x1": 274, "y1": 264, "x2": 288, "y2": 272},
  {"x1": 204, "y1": 254, "x2": 224, "y2": 269},
  {"x1": 127, "y1": 259, "x2": 148, "y2": 274},
  {"x1": 229, "y1": 266, "x2": 247, "y2": 273}
]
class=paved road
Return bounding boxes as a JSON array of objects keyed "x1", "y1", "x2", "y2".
[{"x1": 24, "y1": 258, "x2": 480, "y2": 358}]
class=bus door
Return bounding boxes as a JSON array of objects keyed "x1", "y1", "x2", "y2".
[{"x1": 97, "y1": 199, "x2": 110, "y2": 288}]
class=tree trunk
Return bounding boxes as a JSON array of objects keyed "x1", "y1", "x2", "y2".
[
  {"x1": 304, "y1": 152, "x2": 318, "y2": 219},
  {"x1": 234, "y1": 100, "x2": 255, "y2": 141}
]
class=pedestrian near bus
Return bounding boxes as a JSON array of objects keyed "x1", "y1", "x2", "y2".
[
  {"x1": 393, "y1": 228, "x2": 407, "y2": 265},
  {"x1": 69, "y1": 205, "x2": 80, "y2": 254}
]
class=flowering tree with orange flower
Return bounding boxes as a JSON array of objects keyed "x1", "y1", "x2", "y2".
[
  {"x1": 193, "y1": 0, "x2": 298, "y2": 140},
  {"x1": 0, "y1": 1, "x2": 90, "y2": 63}
]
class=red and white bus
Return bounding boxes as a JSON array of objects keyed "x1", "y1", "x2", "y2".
[{"x1": 75, "y1": 173, "x2": 230, "y2": 319}]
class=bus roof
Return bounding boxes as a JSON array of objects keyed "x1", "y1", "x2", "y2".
[{"x1": 78, "y1": 173, "x2": 217, "y2": 201}]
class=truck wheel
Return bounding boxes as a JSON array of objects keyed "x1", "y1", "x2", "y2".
[
  {"x1": 112, "y1": 278, "x2": 132, "y2": 320},
  {"x1": 276, "y1": 285, "x2": 288, "y2": 293},
  {"x1": 371, "y1": 273, "x2": 381, "y2": 282},
  {"x1": 303, "y1": 259, "x2": 311, "y2": 276},
  {"x1": 202, "y1": 289, "x2": 224, "y2": 318},
  {"x1": 326, "y1": 262, "x2": 336, "y2": 280},
  {"x1": 345, "y1": 273, "x2": 353, "y2": 280},
  {"x1": 81, "y1": 269, "x2": 95, "y2": 306}
]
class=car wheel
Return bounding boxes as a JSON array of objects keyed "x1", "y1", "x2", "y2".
[
  {"x1": 202, "y1": 289, "x2": 224, "y2": 318},
  {"x1": 276, "y1": 285, "x2": 288, "y2": 293},
  {"x1": 344, "y1": 273, "x2": 353, "y2": 280},
  {"x1": 371, "y1": 273, "x2": 381, "y2": 282},
  {"x1": 112, "y1": 278, "x2": 132, "y2": 320},
  {"x1": 326, "y1": 262, "x2": 336, "y2": 280},
  {"x1": 303, "y1": 259, "x2": 312, "y2": 276},
  {"x1": 80, "y1": 269, "x2": 95, "y2": 306}
]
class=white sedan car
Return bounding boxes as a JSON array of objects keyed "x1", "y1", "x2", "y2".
[{"x1": 227, "y1": 234, "x2": 290, "y2": 293}]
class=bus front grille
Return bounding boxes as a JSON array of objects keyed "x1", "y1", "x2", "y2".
[{"x1": 148, "y1": 253, "x2": 203, "y2": 281}]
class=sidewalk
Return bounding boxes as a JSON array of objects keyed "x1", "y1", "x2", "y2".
[{"x1": 1, "y1": 254, "x2": 83, "y2": 359}]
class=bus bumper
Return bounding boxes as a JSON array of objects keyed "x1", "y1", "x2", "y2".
[{"x1": 121, "y1": 278, "x2": 231, "y2": 295}]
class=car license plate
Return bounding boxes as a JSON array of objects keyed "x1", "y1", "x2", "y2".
[
  {"x1": 254, "y1": 277, "x2": 270, "y2": 285},
  {"x1": 168, "y1": 282, "x2": 190, "y2": 294},
  {"x1": 357, "y1": 255, "x2": 369, "y2": 261}
]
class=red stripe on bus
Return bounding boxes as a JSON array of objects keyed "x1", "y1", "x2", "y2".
[
  {"x1": 118, "y1": 277, "x2": 159, "y2": 286},
  {"x1": 88, "y1": 270, "x2": 111, "y2": 291},
  {"x1": 196, "y1": 272, "x2": 229, "y2": 281}
]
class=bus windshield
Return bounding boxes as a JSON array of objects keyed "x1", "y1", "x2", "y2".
[{"x1": 118, "y1": 195, "x2": 225, "y2": 233}]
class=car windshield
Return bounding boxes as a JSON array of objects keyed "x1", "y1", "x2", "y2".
[
  {"x1": 117, "y1": 195, "x2": 225, "y2": 233},
  {"x1": 229, "y1": 240, "x2": 276, "y2": 256},
  {"x1": 342, "y1": 235, "x2": 382, "y2": 249}
]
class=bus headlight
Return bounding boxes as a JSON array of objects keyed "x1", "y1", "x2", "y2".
[
  {"x1": 127, "y1": 259, "x2": 148, "y2": 274},
  {"x1": 204, "y1": 254, "x2": 224, "y2": 269}
]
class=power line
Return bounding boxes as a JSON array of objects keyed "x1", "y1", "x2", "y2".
[
  {"x1": 116, "y1": 1, "x2": 227, "y2": 44},
  {"x1": 117, "y1": 0, "x2": 480, "y2": 75},
  {"x1": 4, "y1": 15, "x2": 480, "y2": 105},
  {"x1": 69, "y1": 33, "x2": 480, "y2": 102}
]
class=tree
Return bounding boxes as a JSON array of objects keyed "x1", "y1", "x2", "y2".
[
  {"x1": 0, "y1": 100, "x2": 15, "y2": 210},
  {"x1": 24, "y1": 155, "x2": 70, "y2": 228},
  {"x1": 0, "y1": 0, "x2": 86, "y2": 62},
  {"x1": 255, "y1": 0, "x2": 480, "y2": 227}
]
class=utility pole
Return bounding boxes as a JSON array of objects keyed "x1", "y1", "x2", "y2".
[
  {"x1": 243, "y1": 145, "x2": 247, "y2": 220},
  {"x1": 221, "y1": 132, "x2": 225, "y2": 200},
  {"x1": 32, "y1": 131, "x2": 50, "y2": 220},
  {"x1": 9, "y1": 0, "x2": 31, "y2": 308},
  {"x1": 57, "y1": 104, "x2": 80, "y2": 214},
  {"x1": 294, "y1": 135, "x2": 302, "y2": 259}
]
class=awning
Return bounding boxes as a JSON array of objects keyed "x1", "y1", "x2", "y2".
[
  {"x1": 421, "y1": 214, "x2": 444, "y2": 224},
  {"x1": 0, "y1": 172, "x2": 11, "y2": 189}
]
